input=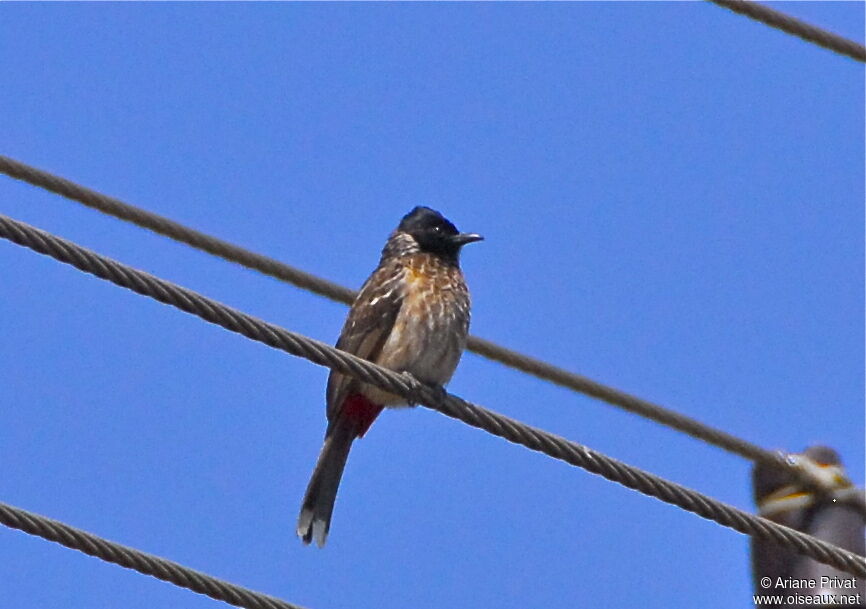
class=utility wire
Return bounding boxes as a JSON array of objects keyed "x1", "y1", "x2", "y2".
[
  {"x1": 1, "y1": 212, "x2": 863, "y2": 579},
  {"x1": 0, "y1": 501, "x2": 307, "y2": 609},
  {"x1": 0, "y1": 155, "x2": 355, "y2": 304},
  {"x1": 707, "y1": 0, "x2": 866, "y2": 63},
  {"x1": 1, "y1": 154, "x2": 859, "y2": 512}
]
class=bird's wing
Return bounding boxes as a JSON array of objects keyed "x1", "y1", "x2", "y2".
[{"x1": 326, "y1": 259, "x2": 406, "y2": 422}]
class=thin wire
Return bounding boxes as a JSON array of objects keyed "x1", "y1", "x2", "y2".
[
  {"x1": 0, "y1": 155, "x2": 356, "y2": 304},
  {"x1": 0, "y1": 501, "x2": 307, "y2": 609},
  {"x1": 0, "y1": 155, "x2": 851, "y2": 509},
  {"x1": 1, "y1": 212, "x2": 863, "y2": 579},
  {"x1": 708, "y1": 0, "x2": 866, "y2": 63}
]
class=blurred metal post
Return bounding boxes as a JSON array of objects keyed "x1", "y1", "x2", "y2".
[{"x1": 752, "y1": 446, "x2": 866, "y2": 607}]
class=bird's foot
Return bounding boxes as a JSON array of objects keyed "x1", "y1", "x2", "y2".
[
  {"x1": 426, "y1": 383, "x2": 448, "y2": 407},
  {"x1": 398, "y1": 372, "x2": 446, "y2": 407}
]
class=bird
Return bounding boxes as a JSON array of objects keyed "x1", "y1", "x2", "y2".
[{"x1": 296, "y1": 206, "x2": 483, "y2": 547}]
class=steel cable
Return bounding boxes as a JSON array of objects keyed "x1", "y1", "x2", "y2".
[
  {"x1": 0, "y1": 502, "x2": 307, "y2": 609},
  {"x1": 0, "y1": 211, "x2": 863, "y2": 578},
  {"x1": 1, "y1": 154, "x2": 855, "y2": 511},
  {"x1": 707, "y1": 0, "x2": 865, "y2": 63}
]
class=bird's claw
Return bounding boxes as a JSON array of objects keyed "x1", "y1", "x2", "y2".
[
  {"x1": 399, "y1": 372, "x2": 446, "y2": 407},
  {"x1": 427, "y1": 384, "x2": 447, "y2": 406}
]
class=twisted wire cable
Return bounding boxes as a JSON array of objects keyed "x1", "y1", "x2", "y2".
[
  {"x1": 708, "y1": 0, "x2": 866, "y2": 62},
  {"x1": 1, "y1": 212, "x2": 863, "y2": 578},
  {"x1": 0, "y1": 155, "x2": 355, "y2": 304},
  {"x1": 1, "y1": 155, "x2": 855, "y2": 511},
  {"x1": 0, "y1": 502, "x2": 307, "y2": 609}
]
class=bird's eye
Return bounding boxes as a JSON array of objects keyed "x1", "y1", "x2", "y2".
[{"x1": 431, "y1": 225, "x2": 442, "y2": 233}]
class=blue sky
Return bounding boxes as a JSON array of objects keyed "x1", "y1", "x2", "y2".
[{"x1": 0, "y1": 3, "x2": 863, "y2": 608}]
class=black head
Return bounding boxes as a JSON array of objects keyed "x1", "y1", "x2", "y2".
[{"x1": 396, "y1": 206, "x2": 483, "y2": 259}]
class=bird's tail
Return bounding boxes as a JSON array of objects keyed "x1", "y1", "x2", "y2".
[{"x1": 297, "y1": 419, "x2": 356, "y2": 548}]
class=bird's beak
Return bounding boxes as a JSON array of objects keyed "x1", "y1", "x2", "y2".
[{"x1": 451, "y1": 233, "x2": 484, "y2": 246}]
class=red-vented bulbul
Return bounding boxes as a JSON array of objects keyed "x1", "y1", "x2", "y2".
[{"x1": 297, "y1": 206, "x2": 482, "y2": 547}]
